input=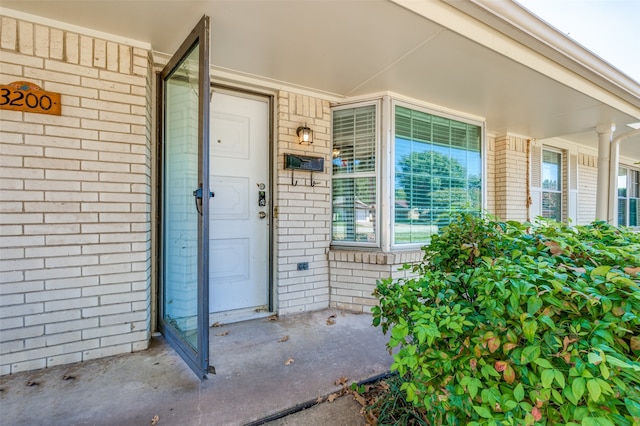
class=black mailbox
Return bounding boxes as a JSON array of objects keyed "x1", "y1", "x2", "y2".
[{"x1": 284, "y1": 153, "x2": 324, "y2": 172}]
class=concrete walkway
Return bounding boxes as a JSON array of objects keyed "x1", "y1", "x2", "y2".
[{"x1": 0, "y1": 309, "x2": 392, "y2": 426}]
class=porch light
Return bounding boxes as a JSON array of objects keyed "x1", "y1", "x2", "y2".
[{"x1": 296, "y1": 123, "x2": 313, "y2": 145}]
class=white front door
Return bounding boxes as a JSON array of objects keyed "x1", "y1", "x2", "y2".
[{"x1": 209, "y1": 90, "x2": 270, "y2": 321}]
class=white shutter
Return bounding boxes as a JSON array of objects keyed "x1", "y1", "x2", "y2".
[
  {"x1": 568, "y1": 153, "x2": 578, "y2": 224},
  {"x1": 529, "y1": 145, "x2": 542, "y2": 221}
]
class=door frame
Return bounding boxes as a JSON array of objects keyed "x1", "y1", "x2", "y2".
[
  {"x1": 209, "y1": 84, "x2": 276, "y2": 316},
  {"x1": 157, "y1": 15, "x2": 211, "y2": 379}
]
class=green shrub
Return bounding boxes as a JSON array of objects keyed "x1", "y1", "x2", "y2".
[{"x1": 372, "y1": 215, "x2": 640, "y2": 425}]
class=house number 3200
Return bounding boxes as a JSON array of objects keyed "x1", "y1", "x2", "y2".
[{"x1": 0, "y1": 81, "x2": 61, "y2": 116}]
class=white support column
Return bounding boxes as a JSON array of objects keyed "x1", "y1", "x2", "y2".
[
  {"x1": 595, "y1": 123, "x2": 615, "y2": 221},
  {"x1": 609, "y1": 128, "x2": 640, "y2": 225}
]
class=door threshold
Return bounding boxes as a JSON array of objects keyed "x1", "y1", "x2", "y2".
[{"x1": 209, "y1": 306, "x2": 273, "y2": 326}]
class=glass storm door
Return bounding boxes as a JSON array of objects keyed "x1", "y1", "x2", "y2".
[{"x1": 159, "y1": 16, "x2": 211, "y2": 378}]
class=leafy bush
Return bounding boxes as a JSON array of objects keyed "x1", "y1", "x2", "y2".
[{"x1": 372, "y1": 215, "x2": 640, "y2": 425}]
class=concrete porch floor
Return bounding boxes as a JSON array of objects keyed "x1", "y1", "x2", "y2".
[{"x1": 0, "y1": 309, "x2": 393, "y2": 426}]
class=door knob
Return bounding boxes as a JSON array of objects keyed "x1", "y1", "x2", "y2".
[{"x1": 258, "y1": 211, "x2": 267, "y2": 219}]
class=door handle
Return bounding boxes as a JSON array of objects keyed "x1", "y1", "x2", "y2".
[
  {"x1": 258, "y1": 211, "x2": 267, "y2": 219},
  {"x1": 193, "y1": 184, "x2": 214, "y2": 216}
]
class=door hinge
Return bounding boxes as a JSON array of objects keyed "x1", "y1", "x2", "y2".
[{"x1": 273, "y1": 206, "x2": 278, "y2": 219}]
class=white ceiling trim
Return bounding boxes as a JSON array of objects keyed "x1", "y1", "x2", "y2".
[
  {"x1": 0, "y1": 7, "x2": 151, "y2": 50},
  {"x1": 391, "y1": 0, "x2": 640, "y2": 120},
  {"x1": 470, "y1": 0, "x2": 640, "y2": 102}
]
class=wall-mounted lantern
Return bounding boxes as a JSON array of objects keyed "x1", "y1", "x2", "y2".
[{"x1": 296, "y1": 123, "x2": 313, "y2": 145}]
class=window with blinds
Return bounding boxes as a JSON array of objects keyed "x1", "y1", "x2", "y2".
[
  {"x1": 618, "y1": 166, "x2": 640, "y2": 227},
  {"x1": 541, "y1": 149, "x2": 562, "y2": 222},
  {"x1": 332, "y1": 104, "x2": 377, "y2": 243},
  {"x1": 393, "y1": 105, "x2": 482, "y2": 244}
]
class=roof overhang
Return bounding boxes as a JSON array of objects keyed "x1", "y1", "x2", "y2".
[{"x1": 2, "y1": 0, "x2": 639, "y2": 158}]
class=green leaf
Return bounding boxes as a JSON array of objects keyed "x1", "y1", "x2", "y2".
[
  {"x1": 527, "y1": 296, "x2": 543, "y2": 315},
  {"x1": 588, "y1": 352, "x2": 602, "y2": 364},
  {"x1": 554, "y1": 369, "x2": 566, "y2": 388},
  {"x1": 521, "y1": 345, "x2": 541, "y2": 364},
  {"x1": 606, "y1": 356, "x2": 633, "y2": 369},
  {"x1": 551, "y1": 388, "x2": 564, "y2": 404},
  {"x1": 473, "y1": 405, "x2": 493, "y2": 419},
  {"x1": 572, "y1": 377, "x2": 586, "y2": 401},
  {"x1": 624, "y1": 398, "x2": 640, "y2": 418},
  {"x1": 564, "y1": 386, "x2": 578, "y2": 405},
  {"x1": 523, "y1": 320, "x2": 538, "y2": 343},
  {"x1": 504, "y1": 400, "x2": 518, "y2": 411},
  {"x1": 541, "y1": 369, "x2": 555, "y2": 388},
  {"x1": 581, "y1": 417, "x2": 615, "y2": 426},
  {"x1": 590, "y1": 265, "x2": 611, "y2": 279},
  {"x1": 514, "y1": 383, "x2": 525, "y2": 402},
  {"x1": 468, "y1": 381, "x2": 479, "y2": 399},
  {"x1": 586, "y1": 379, "x2": 601, "y2": 402},
  {"x1": 534, "y1": 358, "x2": 553, "y2": 369},
  {"x1": 595, "y1": 379, "x2": 613, "y2": 396}
]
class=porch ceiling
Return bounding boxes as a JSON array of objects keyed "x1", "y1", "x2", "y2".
[{"x1": 3, "y1": 0, "x2": 640, "y2": 159}]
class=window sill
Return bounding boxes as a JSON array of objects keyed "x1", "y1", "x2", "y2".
[{"x1": 328, "y1": 248, "x2": 423, "y2": 265}]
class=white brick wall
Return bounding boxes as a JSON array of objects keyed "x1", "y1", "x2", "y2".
[
  {"x1": 494, "y1": 135, "x2": 529, "y2": 222},
  {"x1": 275, "y1": 92, "x2": 332, "y2": 314},
  {"x1": 0, "y1": 16, "x2": 152, "y2": 375},
  {"x1": 328, "y1": 250, "x2": 422, "y2": 312}
]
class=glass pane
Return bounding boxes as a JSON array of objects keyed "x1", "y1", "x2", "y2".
[
  {"x1": 618, "y1": 167, "x2": 628, "y2": 197},
  {"x1": 630, "y1": 198, "x2": 638, "y2": 227},
  {"x1": 393, "y1": 106, "x2": 482, "y2": 244},
  {"x1": 618, "y1": 198, "x2": 628, "y2": 226},
  {"x1": 630, "y1": 170, "x2": 640, "y2": 198},
  {"x1": 332, "y1": 177, "x2": 376, "y2": 242},
  {"x1": 542, "y1": 192, "x2": 562, "y2": 222},
  {"x1": 163, "y1": 45, "x2": 200, "y2": 350},
  {"x1": 333, "y1": 105, "x2": 376, "y2": 175},
  {"x1": 542, "y1": 150, "x2": 561, "y2": 191}
]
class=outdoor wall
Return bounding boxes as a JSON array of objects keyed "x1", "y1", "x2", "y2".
[
  {"x1": 275, "y1": 91, "x2": 332, "y2": 315},
  {"x1": 0, "y1": 16, "x2": 152, "y2": 375},
  {"x1": 328, "y1": 250, "x2": 422, "y2": 313},
  {"x1": 577, "y1": 153, "x2": 598, "y2": 225},
  {"x1": 494, "y1": 134, "x2": 529, "y2": 222},
  {"x1": 485, "y1": 134, "x2": 496, "y2": 215}
]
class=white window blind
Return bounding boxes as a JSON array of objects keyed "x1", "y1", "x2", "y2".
[
  {"x1": 393, "y1": 105, "x2": 482, "y2": 244},
  {"x1": 541, "y1": 149, "x2": 562, "y2": 222},
  {"x1": 332, "y1": 105, "x2": 377, "y2": 243}
]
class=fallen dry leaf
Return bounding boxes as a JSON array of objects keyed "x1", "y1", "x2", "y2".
[
  {"x1": 315, "y1": 396, "x2": 324, "y2": 404},
  {"x1": 326, "y1": 315, "x2": 336, "y2": 326},
  {"x1": 215, "y1": 330, "x2": 230, "y2": 337},
  {"x1": 278, "y1": 335, "x2": 289, "y2": 343},
  {"x1": 284, "y1": 357, "x2": 295, "y2": 366},
  {"x1": 151, "y1": 415, "x2": 160, "y2": 426},
  {"x1": 62, "y1": 374, "x2": 75, "y2": 381},
  {"x1": 352, "y1": 392, "x2": 366, "y2": 407},
  {"x1": 26, "y1": 381, "x2": 38, "y2": 387},
  {"x1": 624, "y1": 266, "x2": 640, "y2": 276},
  {"x1": 267, "y1": 315, "x2": 278, "y2": 321},
  {"x1": 327, "y1": 393, "x2": 338, "y2": 403},
  {"x1": 543, "y1": 240, "x2": 563, "y2": 256},
  {"x1": 335, "y1": 376, "x2": 348, "y2": 386},
  {"x1": 211, "y1": 322, "x2": 223, "y2": 328}
]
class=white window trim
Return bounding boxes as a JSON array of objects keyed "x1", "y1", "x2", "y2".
[
  {"x1": 618, "y1": 164, "x2": 640, "y2": 228},
  {"x1": 540, "y1": 147, "x2": 563, "y2": 222},
  {"x1": 389, "y1": 99, "x2": 486, "y2": 250},
  {"x1": 330, "y1": 99, "x2": 382, "y2": 248}
]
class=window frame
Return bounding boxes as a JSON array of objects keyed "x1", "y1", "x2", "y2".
[
  {"x1": 618, "y1": 165, "x2": 640, "y2": 228},
  {"x1": 330, "y1": 100, "x2": 381, "y2": 248},
  {"x1": 540, "y1": 147, "x2": 564, "y2": 223},
  {"x1": 389, "y1": 99, "x2": 485, "y2": 250}
]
